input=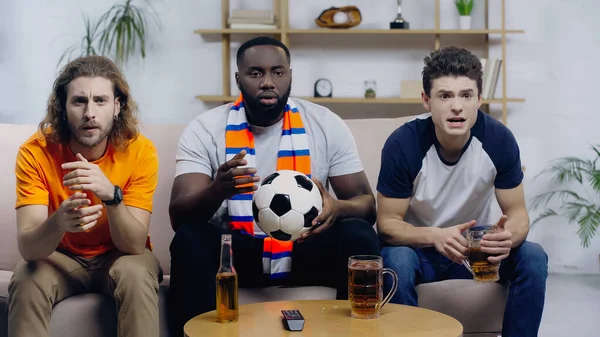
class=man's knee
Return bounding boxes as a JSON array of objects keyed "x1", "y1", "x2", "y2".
[
  {"x1": 515, "y1": 241, "x2": 548, "y2": 280},
  {"x1": 381, "y1": 246, "x2": 420, "y2": 279},
  {"x1": 110, "y1": 251, "x2": 161, "y2": 295},
  {"x1": 335, "y1": 218, "x2": 378, "y2": 242},
  {"x1": 9, "y1": 260, "x2": 59, "y2": 301},
  {"x1": 333, "y1": 218, "x2": 379, "y2": 255},
  {"x1": 170, "y1": 223, "x2": 213, "y2": 258}
]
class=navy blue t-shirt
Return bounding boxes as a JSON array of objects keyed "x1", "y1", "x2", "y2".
[{"x1": 377, "y1": 110, "x2": 523, "y2": 228}]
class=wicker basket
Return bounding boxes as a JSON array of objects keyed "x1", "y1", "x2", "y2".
[{"x1": 315, "y1": 6, "x2": 362, "y2": 29}]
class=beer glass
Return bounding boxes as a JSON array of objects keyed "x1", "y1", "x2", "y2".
[
  {"x1": 348, "y1": 255, "x2": 398, "y2": 319},
  {"x1": 463, "y1": 226, "x2": 501, "y2": 282}
]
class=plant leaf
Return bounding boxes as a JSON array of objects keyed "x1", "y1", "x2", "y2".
[
  {"x1": 535, "y1": 156, "x2": 591, "y2": 184},
  {"x1": 531, "y1": 209, "x2": 558, "y2": 226},
  {"x1": 530, "y1": 189, "x2": 585, "y2": 210},
  {"x1": 563, "y1": 201, "x2": 590, "y2": 221},
  {"x1": 576, "y1": 205, "x2": 600, "y2": 248}
]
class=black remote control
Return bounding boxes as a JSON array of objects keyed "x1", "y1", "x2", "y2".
[{"x1": 281, "y1": 310, "x2": 305, "y2": 331}]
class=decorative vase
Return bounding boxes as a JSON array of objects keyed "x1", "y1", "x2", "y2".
[{"x1": 459, "y1": 15, "x2": 472, "y2": 30}]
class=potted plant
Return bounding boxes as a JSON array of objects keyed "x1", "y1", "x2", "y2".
[
  {"x1": 57, "y1": 14, "x2": 102, "y2": 67},
  {"x1": 58, "y1": 0, "x2": 161, "y2": 67},
  {"x1": 454, "y1": 0, "x2": 474, "y2": 30},
  {"x1": 530, "y1": 145, "x2": 600, "y2": 248}
]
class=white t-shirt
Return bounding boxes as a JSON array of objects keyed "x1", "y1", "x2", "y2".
[
  {"x1": 377, "y1": 110, "x2": 524, "y2": 228},
  {"x1": 175, "y1": 97, "x2": 364, "y2": 227}
]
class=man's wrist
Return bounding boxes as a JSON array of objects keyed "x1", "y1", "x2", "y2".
[
  {"x1": 208, "y1": 181, "x2": 226, "y2": 203},
  {"x1": 103, "y1": 185, "x2": 123, "y2": 205},
  {"x1": 424, "y1": 227, "x2": 440, "y2": 247},
  {"x1": 331, "y1": 198, "x2": 344, "y2": 219}
]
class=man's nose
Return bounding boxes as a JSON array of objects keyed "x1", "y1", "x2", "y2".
[
  {"x1": 260, "y1": 74, "x2": 275, "y2": 89},
  {"x1": 83, "y1": 102, "x2": 97, "y2": 119},
  {"x1": 450, "y1": 97, "x2": 463, "y2": 112}
]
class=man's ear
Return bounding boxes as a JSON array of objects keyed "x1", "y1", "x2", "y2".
[
  {"x1": 235, "y1": 71, "x2": 241, "y2": 90},
  {"x1": 114, "y1": 97, "x2": 121, "y2": 118},
  {"x1": 421, "y1": 91, "x2": 431, "y2": 111},
  {"x1": 234, "y1": 72, "x2": 241, "y2": 90}
]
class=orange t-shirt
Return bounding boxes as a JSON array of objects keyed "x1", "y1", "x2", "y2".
[{"x1": 14, "y1": 131, "x2": 159, "y2": 258}]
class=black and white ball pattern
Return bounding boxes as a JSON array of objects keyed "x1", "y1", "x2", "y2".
[{"x1": 252, "y1": 170, "x2": 323, "y2": 241}]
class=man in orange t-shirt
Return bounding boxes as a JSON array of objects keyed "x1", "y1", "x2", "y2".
[{"x1": 8, "y1": 55, "x2": 162, "y2": 337}]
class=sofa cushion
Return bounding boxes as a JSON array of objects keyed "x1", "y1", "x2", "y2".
[
  {"x1": 417, "y1": 280, "x2": 507, "y2": 334},
  {"x1": 0, "y1": 124, "x2": 35, "y2": 272},
  {"x1": 0, "y1": 270, "x2": 11, "y2": 299}
]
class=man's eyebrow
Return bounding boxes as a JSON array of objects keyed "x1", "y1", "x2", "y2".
[
  {"x1": 436, "y1": 89, "x2": 475, "y2": 94},
  {"x1": 246, "y1": 65, "x2": 285, "y2": 71},
  {"x1": 70, "y1": 94, "x2": 110, "y2": 100}
]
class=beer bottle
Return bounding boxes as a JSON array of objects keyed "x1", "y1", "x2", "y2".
[{"x1": 216, "y1": 234, "x2": 239, "y2": 323}]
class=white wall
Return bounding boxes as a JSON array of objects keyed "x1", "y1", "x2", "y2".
[{"x1": 1, "y1": 0, "x2": 599, "y2": 274}]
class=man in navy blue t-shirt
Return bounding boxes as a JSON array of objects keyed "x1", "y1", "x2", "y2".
[{"x1": 376, "y1": 47, "x2": 548, "y2": 337}]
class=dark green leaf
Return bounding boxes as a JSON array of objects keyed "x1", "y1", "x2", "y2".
[{"x1": 531, "y1": 209, "x2": 558, "y2": 226}]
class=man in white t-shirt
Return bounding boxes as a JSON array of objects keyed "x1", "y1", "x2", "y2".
[
  {"x1": 376, "y1": 47, "x2": 548, "y2": 337},
  {"x1": 166, "y1": 36, "x2": 379, "y2": 336}
]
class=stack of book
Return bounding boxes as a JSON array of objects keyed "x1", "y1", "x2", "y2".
[
  {"x1": 228, "y1": 9, "x2": 277, "y2": 29},
  {"x1": 480, "y1": 58, "x2": 503, "y2": 99}
]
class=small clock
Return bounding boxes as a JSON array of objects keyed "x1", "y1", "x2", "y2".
[{"x1": 314, "y1": 78, "x2": 333, "y2": 98}]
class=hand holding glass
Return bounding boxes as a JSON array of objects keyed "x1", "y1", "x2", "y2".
[{"x1": 463, "y1": 226, "x2": 501, "y2": 282}]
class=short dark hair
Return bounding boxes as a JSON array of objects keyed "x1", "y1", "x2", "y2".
[
  {"x1": 236, "y1": 36, "x2": 291, "y2": 66},
  {"x1": 421, "y1": 46, "x2": 483, "y2": 97}
]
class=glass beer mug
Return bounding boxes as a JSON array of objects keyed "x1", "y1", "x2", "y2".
[
  {"x1": 348, "y1": 255, "x2": 398, "y2": 319},
  {"x1": 463, "y1": 226, "x2": 501, "y2": 282}
]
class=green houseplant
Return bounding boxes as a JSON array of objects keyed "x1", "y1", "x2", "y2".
[
  {"x1": 58, "y1": 0, "x2": 161, "y2": 67},
  {"x1": 530, "y1": 145, "x2": 600, "y2": 248},
  {"x1": 454, "y1": 0, "x2": 474, "y2": 30},
  {"x1": 57, "y1": 14, "x2": 102, "y2": 67}
]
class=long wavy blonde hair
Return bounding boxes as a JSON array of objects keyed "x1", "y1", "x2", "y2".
[{"x1": 39, "y1": 55, "x2": 139, "y2": 150}]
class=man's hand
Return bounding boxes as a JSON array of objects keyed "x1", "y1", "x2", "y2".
[
  {"x1": 62, "y1": 153, "x2": 115, "y2": 201},
  {"x1": 480, "y1": 215, "x2": 511, "y2": 263},
  {"x1": 55, "y1": 192, "x2": 103, "y2": 232},
  {"x1": 298, "y1": 178, "x2": 339, "y2": 242},
  {"x1": 212, "y1": 150, "x2": 260, "y2": 200},
  {"x1": 432, "y1": 220, "x2": 477, "y2": 264}
]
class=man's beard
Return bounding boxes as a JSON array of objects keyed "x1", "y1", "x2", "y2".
[
  {"x1": 68, "y1": 119, "x2": 112, "y2": 148},
  {"x1": 239, "y1": 83, "x2": 291, "y2": 126}
]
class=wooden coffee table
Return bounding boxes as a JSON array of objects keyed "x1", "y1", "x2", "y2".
[{"x1": 184, "y1": 299, "x2": 463, "y2": 337}]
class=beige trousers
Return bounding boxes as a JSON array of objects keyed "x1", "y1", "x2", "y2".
[{"x1": 7, "y1": 248, "x2": 162, "y2": 337}]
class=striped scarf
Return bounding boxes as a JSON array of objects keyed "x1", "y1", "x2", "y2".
[{"x1": 225, "y1": 94, "x2": 311, "y2": 280}]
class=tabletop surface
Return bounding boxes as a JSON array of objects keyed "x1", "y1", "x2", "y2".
[{"x1": 184, "y1": 299, "x2": 463, "y2": 337}]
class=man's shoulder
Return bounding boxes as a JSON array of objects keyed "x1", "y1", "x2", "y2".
[
  {"x1": 125, "y1": 133, "x2": 157, "y2": 154},
  {"x1": 187, "y1": 103, "x2": 231, "y2": 134},
  {"x1": 473, "y1": 110, "x2": 512, "y2": 139},
  {"x1": 18, "y1": 131, "x2": 54, "y2": 156},
  {"x1": 291, "y1": 97, "x2": 340, "y2": 123},
  {"x1": 471, "y1": 110, "x2": 519, "y2": 153},
  {"x1": 386, "y1": 113, "x2": 435, "y2": 153}
]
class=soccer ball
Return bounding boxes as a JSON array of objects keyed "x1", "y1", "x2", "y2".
[{"x1": 252, "y1": 170, "x2": 323, "y2": 241}]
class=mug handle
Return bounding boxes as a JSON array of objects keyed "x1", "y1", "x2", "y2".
[
  {"x1": 379, "y1": 268, "x2": 398, "y2": 309},
  {"x1": 462, "y1": 260, "x2": 475, "y2": 276}
]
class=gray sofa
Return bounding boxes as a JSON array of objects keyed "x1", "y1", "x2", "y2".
[{"x1": 0, "y1": 119, "x2": 508, "y2": 337}]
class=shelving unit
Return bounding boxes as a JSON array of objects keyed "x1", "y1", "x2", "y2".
[{"x1": 194, "y1": 0, "x2": 523, "y2": 124}]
